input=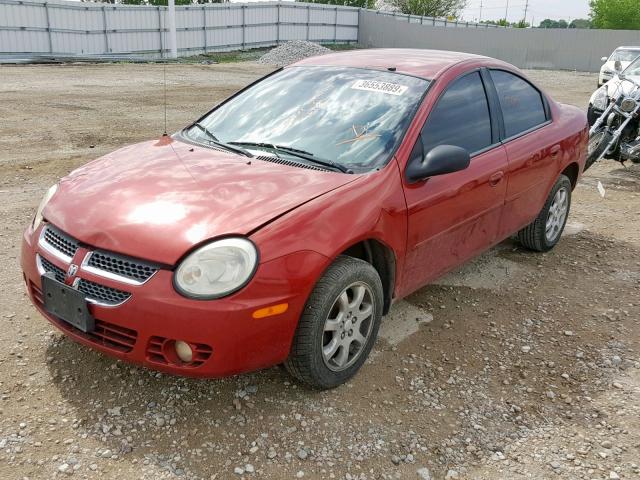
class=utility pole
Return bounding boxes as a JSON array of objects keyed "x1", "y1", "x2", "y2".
[
  {"x1": 523, "y1": 0, "x2": 529, "y2": 24},
  {"x1": 504, "y1": 0, "x2": 509, "y2": 22},
  {"x1": 479, "y1": 0, "x2": 483, "y2": 22},
  {"x1": 168, "y1": 0, "x2": 177, "y2": 59}
]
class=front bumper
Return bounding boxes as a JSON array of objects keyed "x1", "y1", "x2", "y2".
[{"x1": 21, "y1": 223, "x2": 329, "y2": 377}]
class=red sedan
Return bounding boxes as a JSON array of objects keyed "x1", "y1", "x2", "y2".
[{"x1": 21, "y1": 49, "x2": 588, "y2": 389}]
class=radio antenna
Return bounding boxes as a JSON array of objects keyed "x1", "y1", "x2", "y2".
[
  {"x1": 161, "y1": 6, "x2": 168, "y2": 137},
  {"x1": 163, "y1": 60, "x2": 168, "y2": 135}
]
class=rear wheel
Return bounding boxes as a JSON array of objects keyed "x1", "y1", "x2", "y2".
[
  {"x1": 517, "y1": 175, "x2": 571, "y2": 252},
  {"x1": 586, "y1": 126, "x2": 613, "y2": 170},
  {"x1": 285, "y1": 256, "x2": 383, "y2": 389}
]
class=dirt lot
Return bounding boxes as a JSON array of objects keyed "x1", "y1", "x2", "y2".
[{"x1": 0, "y1": 63, "x2": 638, "y2": 480}]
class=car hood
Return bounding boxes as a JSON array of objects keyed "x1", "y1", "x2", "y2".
[{"x1": 44, "y1": 137, "x2": 357, "y2": 264}]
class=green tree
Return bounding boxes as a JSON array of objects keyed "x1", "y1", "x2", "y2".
[
  {"x1": 590, "y1": 0, "x2": 640, "y2": 29},
  {"x1": 390, "y1": 0, "x2": 467, "y2": 18},
  {"x1": 481, "y1": 19, "x2": 509, "y2": 27},
  {"x1": 569, "y1": 18, "x2": 592, "y2": 29},
  {"x1": 539, "y1": 18, "x2": 568, "y2": 28},
  {"x1": 304, "y1": 0, "x2": 377, "y2": 8},
  {"x1": 513, "y1": 19, "x2": 530, "y2": 28}
]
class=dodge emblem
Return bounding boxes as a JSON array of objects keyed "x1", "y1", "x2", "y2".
[{"x1": 67, "y1": 263, "x2": 78, "y2": 278}]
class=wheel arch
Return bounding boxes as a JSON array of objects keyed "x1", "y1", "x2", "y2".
[
  {"x1": 561, "y1": 162, "x2": 580, "y2": 190},
  {"x1": 339, "y1": 239, "x2": 396, "y2": 315}
]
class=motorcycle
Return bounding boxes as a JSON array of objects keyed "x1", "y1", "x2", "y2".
[{"x1": 587, "y1": 61, "x2": 640, "y2": 170}]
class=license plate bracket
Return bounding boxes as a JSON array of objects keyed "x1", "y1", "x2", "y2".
[{"x1": 41, "y1": 273, "x2": 95, "y2": 333}]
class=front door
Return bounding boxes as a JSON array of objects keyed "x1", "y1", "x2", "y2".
[{"x1": 400, "y1": 71, "x2": 508, "y2": 295}]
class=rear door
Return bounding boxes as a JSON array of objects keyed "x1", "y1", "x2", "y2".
[
  {"x1": 486, "y1": 69, "x2": 560, "y2": 238},
  {"x1": 401, "y1": 70, "x2": 508, "y2": 295}
]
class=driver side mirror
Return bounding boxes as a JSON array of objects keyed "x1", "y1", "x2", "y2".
[
  {"x1": 601, "y1": 56, "x2": 608, "y2": 62},
  {"x1": 406, "y1": 144, "x2": 471, "y2": 183},
  {"x1": 614, "y1": 60, "x2": 622, "y2": 72}
]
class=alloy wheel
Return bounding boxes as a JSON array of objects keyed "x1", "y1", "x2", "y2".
[
  {"x1": 545, "y1": 186, "x2": 569, "y2": 242},
  {"x1": 321, "y1": 282, "x2": 375, "y2": 372}
]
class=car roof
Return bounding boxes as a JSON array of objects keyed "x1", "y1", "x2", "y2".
[
  {"x1": 291, "y1": 48, "x2": 491, "y2": 80},
  {"x1": 616, "y1": 46, "x2": 640, "y2": 50}
]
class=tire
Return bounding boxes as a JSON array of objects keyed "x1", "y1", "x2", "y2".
[
  {"x1": 585, "y1": 126, "x2": 613, "y2": 171},
  {"x1": 284, "y1": 255, "x2": 383, "y2": 389},
  {"x1": 516, "y1": 175, "x2": 572, "y2": 252}
]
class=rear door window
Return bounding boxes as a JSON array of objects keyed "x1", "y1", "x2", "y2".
[{"x1": 490, "y1": 70, "x2": 548, "y2": 138}]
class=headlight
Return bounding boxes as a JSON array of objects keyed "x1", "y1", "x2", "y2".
[
  {"x1": 592, "y1": 87, "x2": 609, "y2": 110},
  {"x1": 174, "y1": 237, "x2": 258, "y2": 299},
  {"x1": 32, "y1": 183, "x2": 58, "y2": 229},
  {"x1": 620, "y1": 98, "x2": 637, "y2": 113}
]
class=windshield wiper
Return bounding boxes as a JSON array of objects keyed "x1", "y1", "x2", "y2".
[
  {"x1": 188, "y1": 123, "x2": 253, "y2": 158},
  {"x1": 228, "y1": 141, "x2": 350, "y2": 173}
]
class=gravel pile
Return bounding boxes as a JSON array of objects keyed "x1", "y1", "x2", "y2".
[{"x1": 258, "y1": 40, "x2": 331, "y2": 67}]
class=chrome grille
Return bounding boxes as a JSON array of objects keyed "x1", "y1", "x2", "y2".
[
  {"x1": 43, "y1": 225, "x2": 78, "y2": 259},
  {"x1": 87, "y1": 251, "x2": 157, "y2": 283},
  {"x1": 77, "y1": 279, "x2": 131, "y2": 306},
  {"x1": 39, "y1": 256, "x2": 66, "y2": 283},
  {"x1": 36, "y1": 223, "x2": 160, "y2": 306}
]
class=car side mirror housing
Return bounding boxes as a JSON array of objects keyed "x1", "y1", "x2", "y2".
[
  {"x1": 406, "y1": 144, "x2": 471, "y2": 183},
  {"x1": 601, "y1": 56, "x2": 608, "y2": 62},
  {"x1": 614, "y1": 60, "x2": 622, "y2": 72}
]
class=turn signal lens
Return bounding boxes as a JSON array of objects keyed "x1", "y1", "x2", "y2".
[{"x1": 252, "y1": 303, "x2": 288, "y2": 319}]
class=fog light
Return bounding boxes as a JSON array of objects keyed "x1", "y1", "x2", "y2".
[{"x1": 174, "y1": 340, "x2": 193, "y2": 363}]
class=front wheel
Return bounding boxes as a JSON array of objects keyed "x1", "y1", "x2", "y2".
[
  {"x1": 285, "y1": 256, "x2": 383, "y2": 389},
  {"x1": 585, "y1": 126, "x2": 614, "y2": 171},
  {"x1": 517, "y1": 175, "x2": 572, "y2": 252}
]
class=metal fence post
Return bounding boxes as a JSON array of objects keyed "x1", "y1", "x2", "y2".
[
  {"x1": 202, "y1": 5, "x2": 207, "y2": 53},
  {"x1": 44, "y1": 2, "x2": 53, "y2": 53},
  {"x1": 102, "y1": 6, "x2": 109, "y2": 54},
  {"x1": 241, "y1": 5, "x2": 245, "y2": 50},
  {"x1": 306, "y1": 5, "x2": 310, "y2": 41},
  {"x1": 276, "y1": 2, "x2": 280, "y2": 45},
  {"x1": 158, "y1": 6, "x2": 164, "y2": 58},
  {"x1": 334, "y1": 6, "x2": 337, "y2": 42}
]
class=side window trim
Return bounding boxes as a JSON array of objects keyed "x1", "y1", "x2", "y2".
[{"x1": 486, "y1": 68, "x2": 552, "y2": 144}]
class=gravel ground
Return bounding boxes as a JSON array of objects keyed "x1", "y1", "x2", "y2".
[
  {"x1": 258, "y1": 41, "x2": 331, "y2": 67},
  {"x1": 0, "y1": 62, "x2": 639, "y2": 480}
]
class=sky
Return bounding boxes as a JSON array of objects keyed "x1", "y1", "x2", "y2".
[{"x1": 460, "y1": 0, "x2": 591, "y2": 25}]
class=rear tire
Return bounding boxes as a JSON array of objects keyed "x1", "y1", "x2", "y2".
[
  {"x1": 285, "y1": 256, "x2": 383, "y2": 389},
  {"x1": 517, "y1": 175, "x2": 572, "y2": 252}
]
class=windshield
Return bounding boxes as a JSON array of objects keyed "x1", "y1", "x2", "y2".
[
  {"x1": 611, "y1": 49, "x2": 640, "y2": 62},
  {"x1": 184, "y1": 66, "x2": 429, "y2": 172},
  {"x1": 624, "y1": 56, "x2": 640, "y2": 76}
]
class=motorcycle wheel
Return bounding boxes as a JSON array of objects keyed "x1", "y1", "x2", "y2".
[{"x1": 586, "y1": 127, "x2": 613, "y2": 171}]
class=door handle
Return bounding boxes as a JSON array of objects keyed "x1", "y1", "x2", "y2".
[
  {"x1": 550, "y1": 145, "x2": 561, "y2": 158},
  {"x1": 489, "y1": 171, "x2": 504, "y2": 187}
]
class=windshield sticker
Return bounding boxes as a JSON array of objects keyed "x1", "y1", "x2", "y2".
[{"x1": 351, "y1": 80, "x2": 408, "y2": 96}]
